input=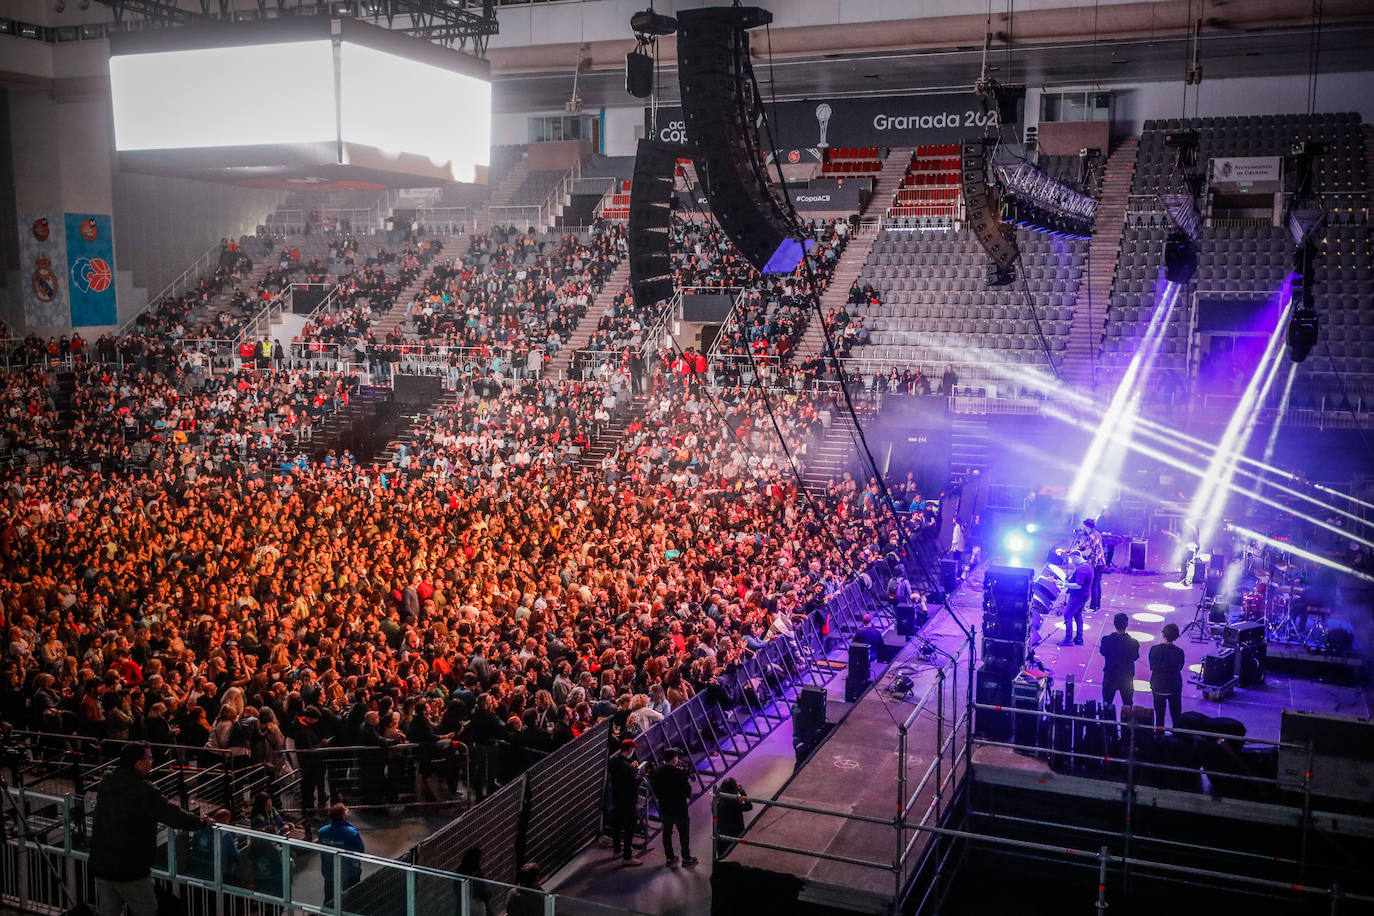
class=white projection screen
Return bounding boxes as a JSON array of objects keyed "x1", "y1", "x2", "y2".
[
  {"x1": 110, "y1": 41, "x2": 336, "y2": 151},
  {"x1": 340, "y1": 40, "x2": 491, "y2": 183},
  {"x1": 108, "y1": 19, "x2": 492, "y2": 186}
]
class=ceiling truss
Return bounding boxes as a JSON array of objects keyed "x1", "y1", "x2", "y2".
[{"x1": 93, "y1": 0, "x2": 499, "y2": 53}]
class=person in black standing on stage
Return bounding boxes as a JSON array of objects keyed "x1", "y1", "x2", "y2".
[
  {"x1": 713, "y1": 777, "x2": 754, "y2": 859},
  {"x1": 1099, "y1": 613, "x2": 1140, "y2": 709},
  {"x1": 1059, "y1": 551, "x2": 1093, "y2": 647},
  {"x1": 649, "y1": 747, "x2": 698, "y2": 867},
  {"x1": 1148, "y1": 623, "x2": 1186, "y2": 729},
  {"x1": 608, "y1": 739, "x2": 644, "y2": 866}
]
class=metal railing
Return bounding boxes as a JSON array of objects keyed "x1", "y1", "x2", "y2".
[
  {"x1": 120, "y1": 242, "x2": 225, "y2": 335},
  {"x1": 413, "y1": 207, "x2": 468, "y2": 235},
  {"x1": 708, "y1": 652, "x2": 1374, "y2": 914},
  {"x1": 1, "y1": 786, "x2": 638, "y2": 916}
]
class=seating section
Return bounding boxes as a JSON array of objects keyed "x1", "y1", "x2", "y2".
[
  {"x1": 506, "y1": 169, "x2": 567, "y2": 209},
  {"x1": 1134, "y1": 112, "x2": 1365, "y2": 218},
  {"x1": 821, "y1": 146, "x2": 885, "y2": 176},
  {"x1": 855, "y1": 228, "x2": 1087, "y2": 385},
  {"x1": 1100, "y1": 224, "x2": 1196, "y2": 371},
  {"x1": 1104, "y1": 112, "x2": 1371, "y2": 389},
  {"x1": 888, "y1": 144, "x2": 962, "y2": 220},
  {"x1": 597, "y1": 179, "x2": 633, "y2": 220}
]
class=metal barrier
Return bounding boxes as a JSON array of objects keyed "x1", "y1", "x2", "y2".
[
  {"x1": 1, "y1": 786, "x2": 639, "y2": 916},
  {"x1": 704, "y1": 652, "x2": 1374, "y2": 914}
]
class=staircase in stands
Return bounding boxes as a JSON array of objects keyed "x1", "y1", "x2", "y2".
[
  {"x1": 545, "y1": 258, "x2": 632, "y2": 377},
  {"x1": 472, "y1": 155, "x2": 532, "y2": 234},
  {"x1": 1060, "y1": 138, "x2": 1138, "y2": 393},
  {"x1": 949, "y1": 413, "x2": 991, "y2": 474},
  {"x1": 868, "y1": 147, "x2": 917, "y2": 219},
  {"x1": 800, "y1": 403, "x2": 872, "y2": 495},
  {"x1": 793, "y1": 225, "x2": 885, "y2": 360},
  {"x1": 579, "y1": 394, "x2": 650, "y2": 468},
  {"x1": 377, "y1": 386, "x2": 460, "y2": 466}
]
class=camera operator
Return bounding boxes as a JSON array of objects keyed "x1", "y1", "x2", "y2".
[{"x1": 647, "y1": 747, "x2": 697, "y2": 867}]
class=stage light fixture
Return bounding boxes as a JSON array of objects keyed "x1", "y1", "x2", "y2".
[
  {"x1": 1025, "y1": 523, "x2": 1039, "y2": 534},
  {"x1": 1003, "y1": 531, "x2": 1029, "y2": 555},
  {"x1": 1162, "y1": 230, "x2": 1197, "y2": 285},
  {"x1": 1287, "y1": 307, "x2": 1319, "y2": 363},
  {"x1": 997, "y1": 162, "x2": 1097, "y2": 240}
]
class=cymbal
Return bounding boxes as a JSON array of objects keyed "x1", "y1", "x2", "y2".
[{"x1": 1272, "y1": 562, "x2": 1296, "y2": 572}]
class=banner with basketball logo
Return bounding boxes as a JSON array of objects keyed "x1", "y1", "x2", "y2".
[
  {"x1": 17, "y1": 211, "x2": 70, "y2": 328},
  {"x1": 65, "y1": 213, "x2": 118, "y2": 327}
]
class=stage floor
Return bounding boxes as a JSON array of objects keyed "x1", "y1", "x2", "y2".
[
  {"x1": 720, "y1": 534, "x2": 1371, "y2": 912},
  {"x1": 1023, "y1": 532, "x2": 1371, "y2": 741}
]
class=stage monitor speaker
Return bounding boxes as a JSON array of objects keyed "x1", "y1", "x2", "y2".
[
  {"x1": 1129, "y1": 539, "x2": 1148, "y2": 571},
  {"x1": 1202, "y1": 649, "x2": 1236, "y2": 687},
  {"x1": 894, "y1": 604, "x2": 925, "y2": 637},
  {"x1": 961, "y1": 138, "x2": 1019, "y2": 273},
  {"x1": 676, "y1": 6, "x2": 804, "y2": 275},
  {"x1": 627, "y1": 139, "x2": 680, "y2": 311},
  {"x1": 625, "y1": 50, "x2": 654, "y2": 98},
  {"x1": 845, "y1": 641, "x2": 873, "y2": 702},
  {"x1": 940, "y1": 557, "x2": 960, "y2": 595},
  {"x1": 1222, "y1": 621, "x2": 1265, "y2": 648},
  {"x1": 798, "y1": 685, "x2": 827, "y2": 728},
  {"x1": 1237, "y1": 643, "x2": 1266, "y2": 686}
]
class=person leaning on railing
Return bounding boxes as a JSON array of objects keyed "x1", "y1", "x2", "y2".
[{"x1": 89, "y1": 742, "x2": 213, "y2": 916}]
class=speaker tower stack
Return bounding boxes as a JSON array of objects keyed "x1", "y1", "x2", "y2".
[
  {"x1": 627, "y1": 139, "x2": 679, "y2": 312},
  {"x1": 976, "y1": 565, "x2": 1034, "y2": 739},
  {"x1": 961, "y1": 139, "x2": 1020, "y2": 285},
  {"x1": 675, "y1": 6, "x2": 804, "y2": 274}
]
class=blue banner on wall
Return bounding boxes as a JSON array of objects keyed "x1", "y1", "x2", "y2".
[{"x1": 65, "y1": 213, "x2": 117, "y2": 327}]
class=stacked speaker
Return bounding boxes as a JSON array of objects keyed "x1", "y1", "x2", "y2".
[
  {"x1": 975, "y1": 566, "x2": 1035, "y2": 739},
  {"x1": 675, "y1": 6, "x2": 799, "y2": 273},
  {"x1": 626, "y1": 139, "x2": 680, "y2": 312},
  {"x1": 960, "y1": 138, "x2": 1019, "y2": 284}
]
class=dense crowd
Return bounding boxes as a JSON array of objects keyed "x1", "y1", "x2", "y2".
[{"x1": 0, "y1": 201, "x2": 926, "y2": 831}]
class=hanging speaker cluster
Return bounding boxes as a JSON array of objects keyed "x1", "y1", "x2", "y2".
[
  {"x1": 961, "y1": 138, "x2": 1020, "y2": 284},
  {"x1": 676, "y1": 6, "x2": 807, "y2": 275},
  {"x1": 627, "y1": 139, "x2": 679, "y2": 311}
]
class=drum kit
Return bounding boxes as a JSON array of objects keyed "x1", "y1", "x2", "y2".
[{"x1": 1248, "y1": 559, "x2": 1329, "y2": 647}]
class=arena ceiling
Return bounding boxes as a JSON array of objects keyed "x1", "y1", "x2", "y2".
[{"x1": 490, "y1": 20, "x2": 1374, "y2": 113}]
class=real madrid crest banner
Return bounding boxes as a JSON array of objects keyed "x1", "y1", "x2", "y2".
[
  {"x1": 65, "y1": 213, "x2": 118, "y2": 327},
  {"x1": 18, "y1": 211, "x2": 70, "y2": 328}
]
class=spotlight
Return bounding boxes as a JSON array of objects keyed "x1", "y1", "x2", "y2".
[
  {"x1": 1163, "y1": 230, "x2": 1197, "y2": 284},
  {"x1": 1004, "y1": 531, "x2": 1029, "y2": 555},
  {"x1": 1287, "y1": 307, "x2": 1319, "y2": 363},
  {"x1": 631, "y1": 8, "x2": 678, "y2": 35},
  {"x1": 1025, "y1": 523, "x2": 1039, "y2": 534}
]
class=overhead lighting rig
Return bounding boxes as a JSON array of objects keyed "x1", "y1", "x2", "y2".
[
  {"x1": 91, "y1": 0, "x2": 499, "y2": 52},
  {"x1": 997, "y1": 162, "x2": 1097, "y2": 239},
  {"x1": 1284, "y1": 140, "x2": 1327, "y2": 363}
]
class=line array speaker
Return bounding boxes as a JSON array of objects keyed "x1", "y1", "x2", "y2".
[
  {"x1": 676, "y1": 6, "x2": 802, "y2": 274},
  {"x1": 627, "y1": 138, "x2": 679, "y2": 311},
  {"x1": 961, "y1": 138, "x2": 1019, "y2": 274}
]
